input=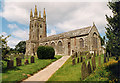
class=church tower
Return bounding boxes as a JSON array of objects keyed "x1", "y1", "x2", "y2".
[{"x1": 29, "y1": 5, "x2": 47, "y2": 41}]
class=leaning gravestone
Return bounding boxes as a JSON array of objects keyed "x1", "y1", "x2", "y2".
[
  {"x1": 91, "y1": 55, "x2": 96, "y2": 71},
  {"x1": 31, "y1": 56, "x2": 35, "y2": 63},
  {"x1": 98, "y1": 56, "x2": 101, "y2": 66},
  {"x1": 104, "y1": 54, "x2": 106, "y2": 63},
  {"x1": 81, "y1": 61, "x2": 87, "y2": 80},
  {"x1": 77, "y1": 57, "x2": 79, "y2": 63},
  {"x1": 72, "y1": 58, "x2": 75, "y2": 65},
  {"x1": 86, "y1": 61, "x2": 92, "y2": 76},
  {"x1": 16, "y1": 57, "x2": 22, "y2": 66},
  {"x1": 80, "y1": 56, "x2": 83, "y2": 62},
  {"x1": 7, "y1": 60, "x2": 14, "y2": 68}
]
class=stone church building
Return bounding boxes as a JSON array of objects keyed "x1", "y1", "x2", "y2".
[{"x1": 25, "y1": 6, "x2": 102, "y2": 56}]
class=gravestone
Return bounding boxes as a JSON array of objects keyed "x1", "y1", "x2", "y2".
[
  {"x1": 86, "y1": 61, "x2": 92, "y2": 76},
  {"x1": 81, "y1": 61, "x2": 87, "y2": 80},
  {"x1": 77, "y1": 57, "x2": 79, "y2": 63},
  {"x1": 80, "y1": 56, "x2": 83, "y2": 62},
  {"x1": 97, "y1": 51, "x2": 99, "y2": 56},
  {"x1": 91, "y1": 55, "x2": 96, "y2": 71},
  {"x1": 104, "y1": 54, "x2": 106, "y2": 63},
  {"x1": 72, "y1": 58, "x2": 75, "y2": 65},
  {"x1": 31, "y1": 56, "x2": 35, "y2": 63},
  {"x1": 16, "y1": 57, "x2": 22, "y2": 66},
  {"x1": 75, "y1": 52, "x2": 77, "y2": 57},
  {"x1": 7, "y1": 60, "x2": 14, "y2": 68},
  {"x1": 98, "y1": 56, "x2": 101, "y2": 66}
]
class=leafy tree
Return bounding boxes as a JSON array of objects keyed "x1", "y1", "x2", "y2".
[
  {"x1": 15, "y1": 41, "x2": 26, "y2": 54},
  {"x1": 99, "y1": 36, "x2": 105, "y2": 46},
  {"x1": 105, "y1": 0, "x2": 120, "y2": 58},
  {"x1": 0, "y1": 35, "x2": 11, "y2": 61}
]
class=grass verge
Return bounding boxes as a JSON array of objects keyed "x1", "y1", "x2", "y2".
[
  {"x1": 2, "y1": 55, "x2": 62, "y2": 82},
  {"x1": 48, "y1": 54, "x2": 104, "y2": 81}
]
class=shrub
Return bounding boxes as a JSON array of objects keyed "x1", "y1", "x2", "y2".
[{"x1": 37, "y1": 46, "x2": 55, "y2": 59}]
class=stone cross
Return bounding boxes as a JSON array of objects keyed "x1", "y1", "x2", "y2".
[
  {"x1": 86, "y1": 61, "x2": 92, "y2": 76},
  {"x1": 16, "y1": 57, "x2": 22, "y2": 66},
  {"x1": 72, "y1": 58, "x2": 75, "y2": 65},
  {"x1": 91, "y1": 55, "x2": 96, "y2": 71},
  {"x1": 31, "y1": 56, "x2": 35, "y2": 63},
  {"x1": 81, "y1": 61, "x2": 87, "y2": 80}
]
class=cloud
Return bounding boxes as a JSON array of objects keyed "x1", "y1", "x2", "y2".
[
  {"x1": 0, "y1": 32, "x2": 7, "y2": 36},
  {"x1": 7, "y1": 37, "x2": 21, "y2": 48},
  {"x1": 8, "y1": 24, "x2": 18, "y2": 29},
  {"x1": 12, "y1": 28, "x2": 29, "y2": 40},
  {"x1": 47, "y1": 29, "x2": 56, "y2": 36},
  {"x1": 1, "y1": 2, "x2": 113, "y2": 41}
]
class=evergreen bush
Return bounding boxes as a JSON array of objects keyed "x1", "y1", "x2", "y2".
[{"x1": 37, "y1": 46, "x2": 55, "y2": 59}]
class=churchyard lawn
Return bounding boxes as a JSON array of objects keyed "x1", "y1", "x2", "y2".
[
  {"x1": 2, "y1": 55, "x2": 62, "y2": 82},
  {"x1": 48, "y1": 54, "x2": 119, "y2": 81}
]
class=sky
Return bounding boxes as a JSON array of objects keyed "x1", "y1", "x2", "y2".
[{"x1": 0, "y1": 0, "x2": 113, "y2": 48}]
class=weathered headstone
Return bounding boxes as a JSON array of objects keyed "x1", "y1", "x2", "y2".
[
  {"x1": 91, "y1": 55, "x2": 96, "y2": 71},
  {"x1": 80, "y1": 56, "x2": 83, "y2": 62},
  {"x1": 98, "y1": 56, "x2": 101, "y2": 66},
  {"x1": 77, "y1": 57, "x2": 79, "y2": 63},
  {"x1": 72, "y1": 58, "x2": 75, "y2": 65},
  {"x1": 81, "y1": 61, "x2": 87, "y2": 80},
  {"x1": 104, "y1": 54, "x2": 106, "y2": 63},
  {"x1": 75, "y1": 52, "x2": 77, "y2": 57},
  {"x1": 86, "y1": 61, "x2": 92, "y2": 76},
  {"x1": 31, "y1": 56, "x2": 35, "y2": 63},
  {"x1": 7, "y1": 60, "x2": 14, "y2": 68},
  {"x1": 16, "y1": 57, "x2": 22, "y2": 66}
]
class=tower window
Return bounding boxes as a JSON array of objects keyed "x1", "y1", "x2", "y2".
[
  {"x1": 40, "y1": 24, "x2": 42, "y2": 28},
  {"x1": 40, "y1": 35, "x2": 42, "y2": 38}
]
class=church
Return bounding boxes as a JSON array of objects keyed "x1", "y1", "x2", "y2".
[{"x1": 25, "y1": 6, "x2": 102, "y2": 56}]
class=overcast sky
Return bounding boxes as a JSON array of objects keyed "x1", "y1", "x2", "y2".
[{"x1": 0, "y1": 0, "x2": 113, "y2": 48}]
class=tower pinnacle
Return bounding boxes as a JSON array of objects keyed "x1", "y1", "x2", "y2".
[
  {"x1": 34, "y1": 5, "x2": 38, "y2": 17},
  {"x1": 30, "y1": 9, "x2": 33, "y2": 17},
  {"x1": 39, "y1": 11, "x2": 41, "y2": 18},
  {"x1": 43, "y1": 8, "x2": 46, "y2": 16}
]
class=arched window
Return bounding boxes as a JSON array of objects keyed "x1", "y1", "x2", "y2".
[
  {"x1": 93, "y1": 33, "x2": 98, "y2": 48},
  {"x1": 51, "y1": 42, "x2": 55, "y2": 48},
  {"x1": 80, "y1": 38, "x2": 84, "y2": 48},
  {"x1": 40, "y1": 35, "x2": 42, "y2": 38},
  {"x1": 40, "y1": 24, "x2": 42, "y2": 28},
  {"x1": 57, "y1": 41, "x2": 63, "y2": 54},
  {"x1": 45, "y1": 43, "x2": 48, "y2": 46}
]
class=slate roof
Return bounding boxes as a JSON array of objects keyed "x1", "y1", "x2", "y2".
[{"x1": 39, "y1": 26, "x2": 92, "y2": 42}]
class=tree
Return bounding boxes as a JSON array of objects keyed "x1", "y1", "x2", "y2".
[
  {"x1": 105, "y1": 0, "x2": 120, "y2": 58},
  {"x1": 15, "y1": 41, "x2": 26, "y2": 54},
  {"x1": 0, "y1": 35, "x2": 11, "y2": 61}
]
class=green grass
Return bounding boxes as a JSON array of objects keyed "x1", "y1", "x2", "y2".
[
  {"x1": 2, "y1": 55, "x2": 62, "y2": 82},
  {"x1": 85, "y1": 57, "x2": 119, "y2": 82},
  {"x1": 48, "y1": 54, "x2": 104, "y2": 81}
]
